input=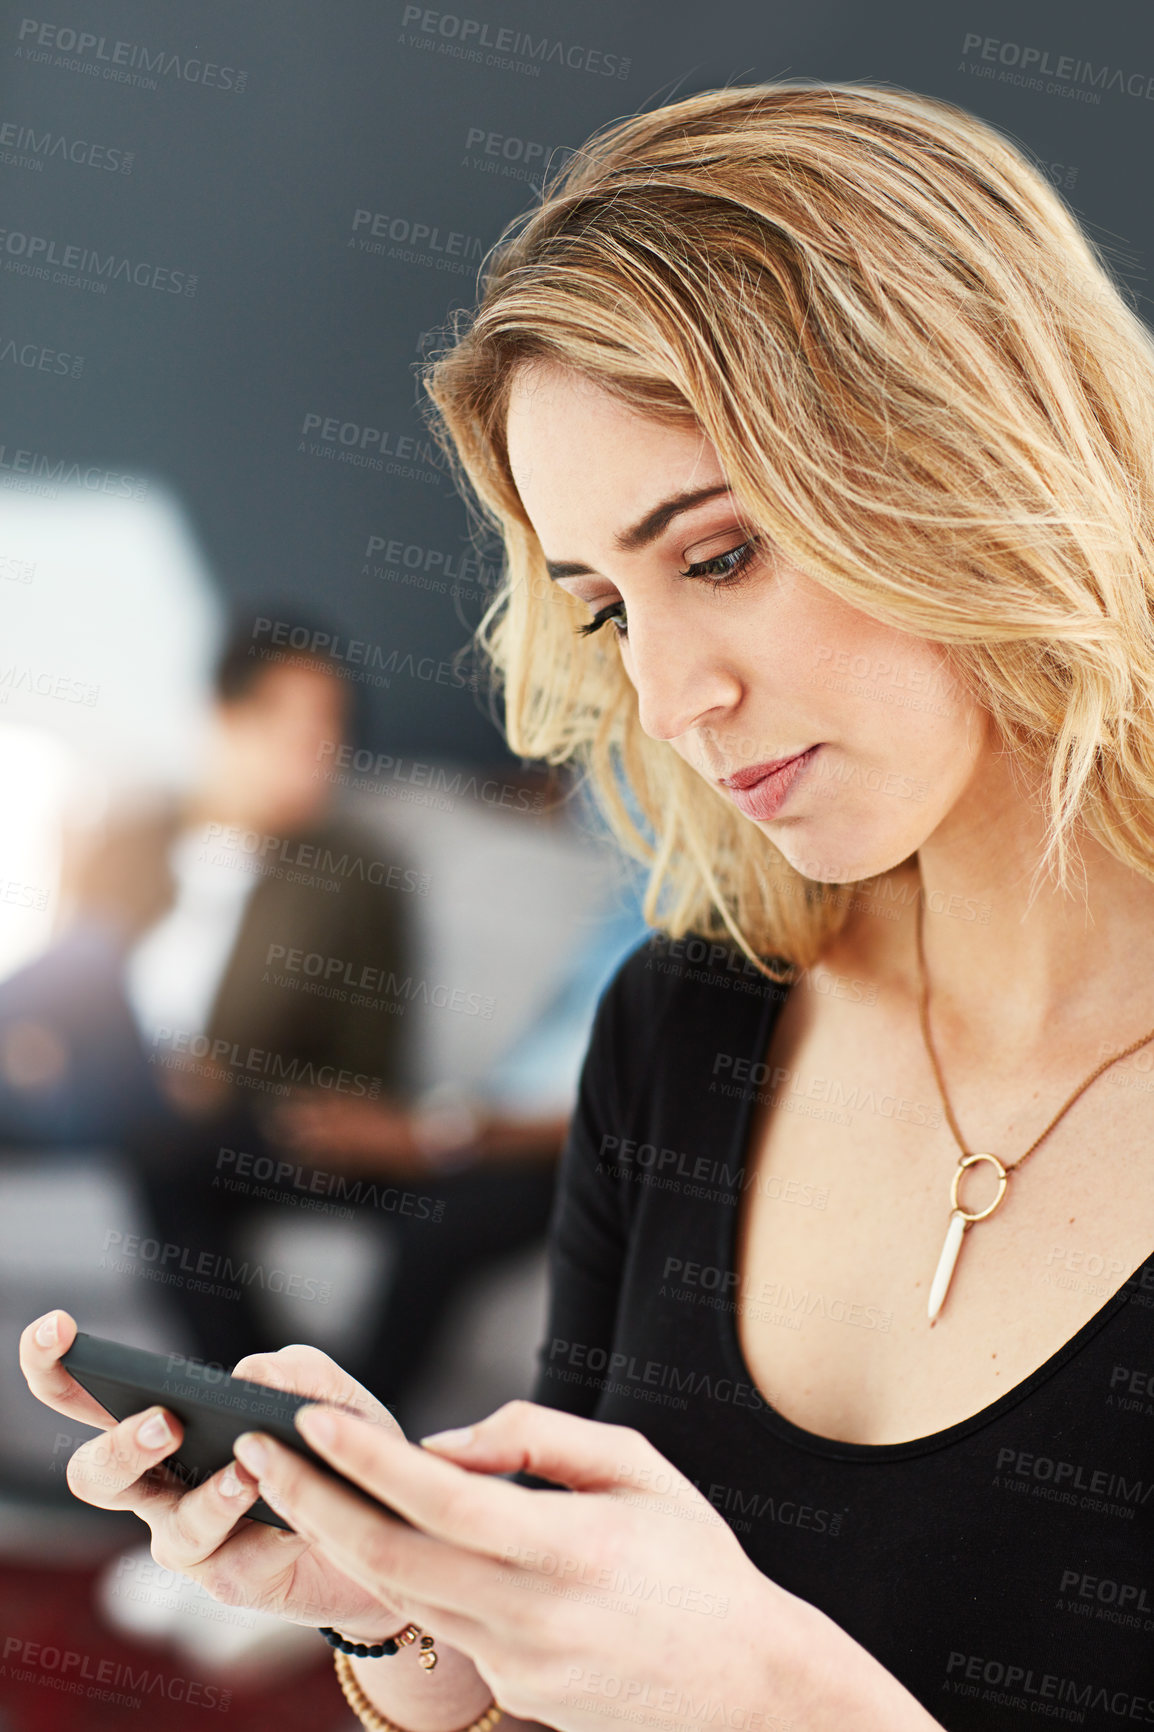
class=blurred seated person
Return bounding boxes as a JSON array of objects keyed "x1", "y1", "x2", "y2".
[{"x1": 0, "y1": 609, "x2": 413, "y2": 1366}]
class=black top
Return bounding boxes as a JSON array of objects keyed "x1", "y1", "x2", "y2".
[{"x1": 524, "y1": 933, "x2": 1154, "y2": 1731}]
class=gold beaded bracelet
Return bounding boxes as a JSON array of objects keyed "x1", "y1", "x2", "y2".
[{"x1": 333, "y1": 1648, "x2": 505, "y2": 1732}]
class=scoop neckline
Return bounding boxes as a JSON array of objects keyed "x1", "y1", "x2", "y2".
[{"x1": 713, "y1": 980, "x2": 1154, "y2": 1463}]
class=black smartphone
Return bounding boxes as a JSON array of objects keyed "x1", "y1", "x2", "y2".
[{"x1": 60, "y1": 1331, "x2": 407, "y2": 1531}]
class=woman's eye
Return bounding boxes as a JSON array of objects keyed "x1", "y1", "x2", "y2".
[
  {"x1": 573, "y1": 539, "x2": 760, "y2": 641},
  {"x1": 677, "y1": 539, "x2": 758, "y2": 583},
  {"x1": 576, "y1": 600, "x2": 628, "y2": 639}
]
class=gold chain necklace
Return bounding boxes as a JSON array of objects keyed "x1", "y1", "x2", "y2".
[{"x1": 915, "y1": 885, "x2": 1154, "y2": 1324}]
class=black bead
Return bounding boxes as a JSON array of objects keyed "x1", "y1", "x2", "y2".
[{"x1": 319, "y1": 1626, "x2": 401, "y2": 1658}]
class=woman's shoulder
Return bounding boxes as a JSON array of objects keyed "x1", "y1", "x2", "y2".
[
  {"x1": 569, "y1": 930, "x2": 790, "y2": 1210},
  {"x1": 590, "y1": 928, "x2": 790, "y2": 1077}
]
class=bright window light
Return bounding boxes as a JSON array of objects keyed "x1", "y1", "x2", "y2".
[{"x1": 0, "y1": 481, "x2": 222, "y2": 981}]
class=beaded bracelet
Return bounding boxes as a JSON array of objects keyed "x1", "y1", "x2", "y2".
[
  {"x1": 319, "y1": 1622, "x2": 422, "y2": 1660},
  {"x1": 333, "y1": 1649, "x2": 505, "y2": 1732}
]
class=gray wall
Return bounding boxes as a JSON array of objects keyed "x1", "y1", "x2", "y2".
[{"x1": 2, "y1": 0, "x2": 1152, "y2": 760}]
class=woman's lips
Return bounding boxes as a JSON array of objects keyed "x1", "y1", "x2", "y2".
[{"x1": 722, "y1": 746, "x2": 820, "y2": 820}]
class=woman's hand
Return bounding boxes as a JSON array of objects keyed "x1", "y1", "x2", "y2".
[
  {"x1": 228, "y1": 1397, "x2": 941, "y2": 1731},
  {"x1": 18, "y1": 1309, "x2": 409, "y2": 1641}
]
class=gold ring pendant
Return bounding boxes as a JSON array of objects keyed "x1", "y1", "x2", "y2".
[{"x1": 949, "y1": 1151, "x2": 1009, "y2": 1223}]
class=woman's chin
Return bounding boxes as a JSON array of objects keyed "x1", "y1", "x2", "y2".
[{"x1": 770, "y1": 827, "x2": 916, "y2": 886}]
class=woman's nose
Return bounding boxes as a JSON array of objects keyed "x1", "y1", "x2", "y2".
[{"x1": 626, "y1": 611, "x2": 741, "y2": 743}]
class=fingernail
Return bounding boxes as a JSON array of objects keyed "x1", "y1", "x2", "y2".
[
  {"x1": 420, "y1": 1425, "x2": 474, "y2": 1451},
  {"x1": 219, "y1": 1464, "x2": 248, "y2": 1500},
  {"x1": 137, "y1": 1409, "x2": 173, "y2": 1449},
  {"x1": 295, "y1": 1406, "x2": 336, "y2": 1447},
  {"x1": 233, "y1": 1433, "x2": 269, "y2": 1475},
  {"x1": 35, "y1": 1313, "x2": 58, "y2": 1348}
]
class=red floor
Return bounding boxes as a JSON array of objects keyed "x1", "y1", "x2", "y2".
[{"x1": 0, "y1": 1561, "x2": 352, "y2": 1731}]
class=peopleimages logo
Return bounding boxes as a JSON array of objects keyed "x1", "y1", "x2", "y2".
[
  {"x1": 297, "y1": 412, "x2": 442, "y2": 486},
  {"x1": 149, "y1": 1027, "x2": 382, "y2": 1100},
  {"x1": 263, "y1": 942, "x2": 496, "y2": 1020},
  {"x1": 1, "y1": 1635, "x2": 232, "y2": 1713},
  {"x1": 0, "y1": 118, "x2": 133, "y2": 173},
  {"x1": 461, "y1": 125, "x2": 556, "y2": 187},
  {"x1": 363, "y1": 533, "x2": 499, "y2": 593},
  {"x1": 197, "y1": 822, "x2": 430, "y2": 896},
  {"x1": 0, "y1": 336, "x2": 84, "y2": 376},
  {"x1": 0, "y1": 663, "x2": 98, "y2": 706},
  {"x1": 15, "y1": 19, "x2": 248, "y2": 92},
  {"x1": 350, "y1": 208, "x2": 486, "y2": 275},
  {"x1": 959, "y1": 32, "x2": 1154, "y2": 102},
  {"x1": 249, "y1": 617, "x2": 469, "y2": 694},
  {"x1": 213, "y1": 1145, "x2": 446, "y2": 1223},
  {"x1": 943, "y1": 1649, "x2": 1154, "y2": 1720},
  {"x1": 0, "y1": 445, "x2": 146, "y2": 498},
  {"x1": 315, "y1": 741, "x2": 545, "y2": 815},
  {"x1": 0, "y1": 228, "x2": 195, "y2": 295},
  {"x1": 99, "y1": 1228, "x2": 332, "y2": 1306},
  {"x1": 397, "y1": 6, "x2": 631, "y2": 79}
]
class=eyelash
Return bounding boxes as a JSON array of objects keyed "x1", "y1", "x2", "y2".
[{"x1": 575, "y1": 539, "x2": 760, "y2": 640}]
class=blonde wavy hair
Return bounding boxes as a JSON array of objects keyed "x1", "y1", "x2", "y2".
[{"x1": 421, "y1": 79, "x2": 1154, "y2": 980}]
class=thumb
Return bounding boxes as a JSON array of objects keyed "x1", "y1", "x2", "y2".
[
  {"x1": 232, "y1": 1344, "x2": 402, "y2": 1435},
  {"x1": 420, "y1": 1398, "x2": 683, "y2": 1497}
]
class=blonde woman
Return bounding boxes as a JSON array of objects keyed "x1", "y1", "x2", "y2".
[{"x1": 22, "y1": 79, "x2": 1154, "y2": 1732}]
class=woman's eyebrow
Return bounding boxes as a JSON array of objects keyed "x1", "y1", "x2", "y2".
[{"x1": 543, "y1": 483, "x2": 733, "y2": 580}]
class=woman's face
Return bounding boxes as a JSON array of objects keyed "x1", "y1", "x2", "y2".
[{"x1": 505, "y1": 363, "x2": 995, "y2": 885}]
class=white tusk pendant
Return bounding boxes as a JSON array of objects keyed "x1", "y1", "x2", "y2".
[
  {"x1": 928, "y1": 1153, "x2": 1010, "y2": 1325},
  {"x1": 927, "y1": 1208, "x2": 968, "y2": 1324}
]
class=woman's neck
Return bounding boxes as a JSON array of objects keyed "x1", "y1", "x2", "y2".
[{"x1": 905, "y1": 750, "x2": 1154, "y2": 1064}]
